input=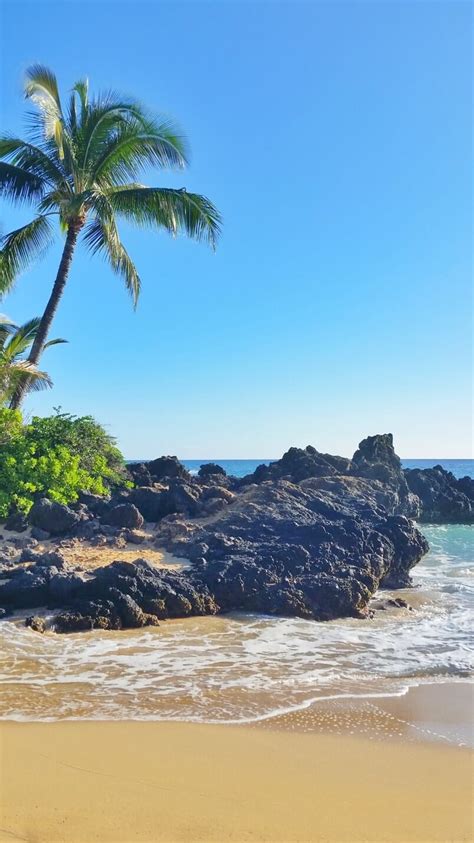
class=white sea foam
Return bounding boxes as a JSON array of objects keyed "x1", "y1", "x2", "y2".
[{"x1": 0, "y1": 524, "x2": 472, "y2": 726}]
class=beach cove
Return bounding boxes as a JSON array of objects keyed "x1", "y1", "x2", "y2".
[{"x1": 0, "y1": 450, "x2": 473, "y2": 841}]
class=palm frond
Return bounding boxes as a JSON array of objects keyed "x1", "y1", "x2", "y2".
[
  {"x1": 83, "y1": 216, "x2": 141, "y2": 305},
  {"x1": 0, "y1": 313, "x2": 63, "y2": 404},
  {"x1": 0, "y1": 216, "x2": 54, "y2": 295},
  {"x1": 67, "y1": 92, "x2": 78, "y2": 134},
  {"x1": 3, "y1": 316, "x2": 41, "y2": 359},
  {"x1": 107, "y1": 186, "x2": 221, "y2": 247},
  {"x1": 43, "y1": 337, "x2": 67, "y2": 349},
  {"x1": 0, "y1": 136, "x2": 68, "y2": 187},
  {"x1": 73, "y1": 79, "x2": 89, "y2": 113},
  {"x1": 91, "y1": 117, "x2": 188, "y2": 186},
  {"x1": 25, "y1": 65, "x2": 62, "y2": 111},
  {"x1": 13, "y1": 362, "x2": 52, "y2": 391},
  {"x1": 25, "y1": 65, "x2": 63, "y2": 147},
  {"x1": 0, "y1": 359, "x2": 52, "y2": 395},
  {"x1": 0, "y1": 161, "x2": 46, "y2": 204},
  {"x1": 0, "y1": 314, "x2": 16, "y2": 346},
  {"x1": 78, "y1": 98, "x2": 153, "y2": 173}
]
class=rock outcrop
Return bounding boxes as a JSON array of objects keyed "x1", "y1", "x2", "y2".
[
  {"x1": 198, "y1": 463, "x2": 227, "y2": 480},
  {"x1": 2, "y1": 432, "x2": 471, "y2": 633},
  {"x1": 101, "y1": 503, "x2": 144, "y2": 530},
  {"x1": 351, "y1": 434, "x2": 420, "y2": 518},
  {"x1": 238, "y1": 435, "x2": 419, "y2": 518},
  {"x1": 146, "y1": 455, "x2": 191, "y2": 483},
  {"x1": 156, "y1": 477, "x2": 428, "y2": 619},
  {"x1": 404, "y1": 465, "x2": 474, "y2": 523},
  {"x1": 29, "y1": 498, "x2": 81, "y2": 536}
]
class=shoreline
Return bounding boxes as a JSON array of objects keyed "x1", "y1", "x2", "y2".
[
  {"x1": 1, "y1": 683, "x2": 472, "y2": 842},
  {"x1": 0, "y1": 680, "x2": 472, "y2": 741}
]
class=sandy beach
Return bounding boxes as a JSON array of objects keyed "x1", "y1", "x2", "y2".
[{"x1": 1, "y1": 684, "x2": 472, "y2": 843}]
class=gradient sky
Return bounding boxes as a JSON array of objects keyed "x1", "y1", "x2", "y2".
[{"x1": 0, "y1": 0, "x2": 471, "y2": 459}]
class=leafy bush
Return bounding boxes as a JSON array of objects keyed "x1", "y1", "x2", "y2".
[{"x1": 0, "y1": 409, "x2": 129, "y2": 517}]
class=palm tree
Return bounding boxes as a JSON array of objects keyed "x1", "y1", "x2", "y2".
[
  {"x1": 0, "y1": 65, "x2": 221, "y2": 408},
  {"x1": 0, "y1": 315, "x2": 65, "y2": 405}
]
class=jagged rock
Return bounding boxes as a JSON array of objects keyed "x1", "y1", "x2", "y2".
[
  {"x1": 457, "y1": 475, "x2": 474, "y2": 499},
  {"x1": 4, "y1": 512, "x2": 29, "y2": 532},
  {"x1": 127, "y1": 487, "x2": 174, "y2": 522},
  {"x1": 146, "y1": 455, "x2": 191, "y2": 483},
  {"x1": 3, "y1": 536, "x2": 36, "y2": 550},
  {"x1": 312, "y1": 450, "x2": 352, "y2": 474},
  {"x1": 198, "y1": 463, "x2": 227, "y2": 479},
  {"x1": 53, "y1": 611, "x2": 95, "y2": 633},
  {"x1": 77, "y1": 491, "x2": 111, "y2": 517},
  {"x1": 201, "y1": 486, "x2": 235, "y2": 504},
  {"x1": 19, "y1": 549, "x2": 66, "y2": 568},
  {"x1": 307, "y1": 475, "x2": 408, "y2": 518},
  {"x1": 378, "y1": 515, "x2": 427, "y2": 587},
  {"x1": 167, "y1": 481, "x2": 202, "y2": 516},
  {"x1": 127, "y1": 462, "x2": 152, "y2": 486},
  {"x1": 48, "y1": 572, "x2": 86, "y2": 602},
  {"x1": 125, "y1": 481, "x2": 202, "y2": 522},
  {"x1": 102, "y1": 503, "x2": 144, "y2": 530},
  {"x1": 73, "y1": 519, "x2": 101, "y2": 540},
  {"x1": 122, "y1": 528, "x2": 147, "y2": 544},
  {"x1": 30, "y1": 527, "x2": 50, "y2": 541},
  {"x1": 79, "y1": 558, "x2": 219, "y2": 619},
  {"x1": 404, "y1": 466, "x2": 474, "y2": 523},
  {"x1": 108, "y1": 588, "x2": 160, "y2": 628},
  {"x1": 153, "y1": 514, "x2": 200, "y2": 546},
  {"x1": 71, "y1": 503, "x2": 93, "y2": 520},
  {"x1": 173, "y1": 478, "x2": 429, "y2": 619},
  {"x1": 0, "y1": 567, "x2": 51, "y2": 608},
  {"x1": 0, "y1": 435, "x2": 441, "y2": 630},
  {"x1": 29, "y1": 498, "x2": 81, "y2": 536},
  {"x1": 199, "y1": 497, "x2": 228, "y2": 516},
  {"x1": 351, "y1": 434, "x2": 420, "y2": 518},
  {"x1": 240, "y1": 446, "x2": 339, "y2": 486},
  {"x1": 25, "y1": 615, "x2": 46, "y2": 633},
  {"x1": 53, "y1": 600, "x2": 122, "y2": 633}
]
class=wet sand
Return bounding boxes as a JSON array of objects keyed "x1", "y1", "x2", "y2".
[
  {"x1": 253, "y1": 681, "x2": 474, "y2": 747},
  {"x1": 0, "y1": 684, "x2": 472, "y2": 843}
]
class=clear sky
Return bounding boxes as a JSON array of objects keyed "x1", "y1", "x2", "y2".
[{"x1": 0, "y1": 0, "x2": 471, "y2": 459}]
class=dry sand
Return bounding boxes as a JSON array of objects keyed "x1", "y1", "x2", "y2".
[
  {"x1": 56, "y1": 541, "x2": 187, "y2": 572},
  {"x1": 1, "y1": 686, "x2": 473, "y2": 843},
  {"x1": 1, "y1": 526, "x2": 188, "y2": 571}
]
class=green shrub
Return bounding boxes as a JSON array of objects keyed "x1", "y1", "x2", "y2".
[{"x1": 0, "y1": 409, "x2": 129, "y2": 517}]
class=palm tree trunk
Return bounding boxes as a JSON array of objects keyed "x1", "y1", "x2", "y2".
[{"x1": 9, "y1": 221, "x2": 82, "y2": 410}]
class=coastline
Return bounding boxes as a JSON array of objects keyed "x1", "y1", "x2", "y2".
[{"x1": 1, "y1": 683, "x2": 472, "y2": 843}]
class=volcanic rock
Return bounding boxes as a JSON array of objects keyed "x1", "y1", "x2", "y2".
[
  {"x1": 102, "y1": 503, "x2": 144, "y2": 530},
  {"x1": 404, "y1": 465, "x2": 474, "y2": 523},
  {"x1": 146, "y1": 456, "x2": 191, "y2": 483},
  {"x1": 29, "y1": 498, "x2": 81, "y2": 536},
  {"x1": 198, "y1": 463, "x2": 227, "y2": 479},
  {"x1": 4, "y1": 512, "x2": 29, "y2": 532}
]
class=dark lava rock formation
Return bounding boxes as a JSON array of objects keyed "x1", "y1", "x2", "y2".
[
  {"x1": 1, "y1": 433, "x2": 471, "y2": 633},
  {"x1": 156, "y1": 477, "x2": 428, "y2": 619},
  {"x1": 404, "y1": 465, "x2": 474, "y2": 523}
]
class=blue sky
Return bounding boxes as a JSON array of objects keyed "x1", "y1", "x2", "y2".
[{"x1": 0, "y1": 0, "x2": 471, "y2": 458}]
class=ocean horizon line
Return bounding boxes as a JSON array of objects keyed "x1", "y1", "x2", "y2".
[{"x1": 126, "y1": 456, "x2": 474, "y2": 462}]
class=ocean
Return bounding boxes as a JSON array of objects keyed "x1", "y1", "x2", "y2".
[
  {"x1": 178, "y1": 458, "x2": 474, "y2": 479},
  {"x1": 0, "y1": 459, "x2": 472, "y2": 743}
]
